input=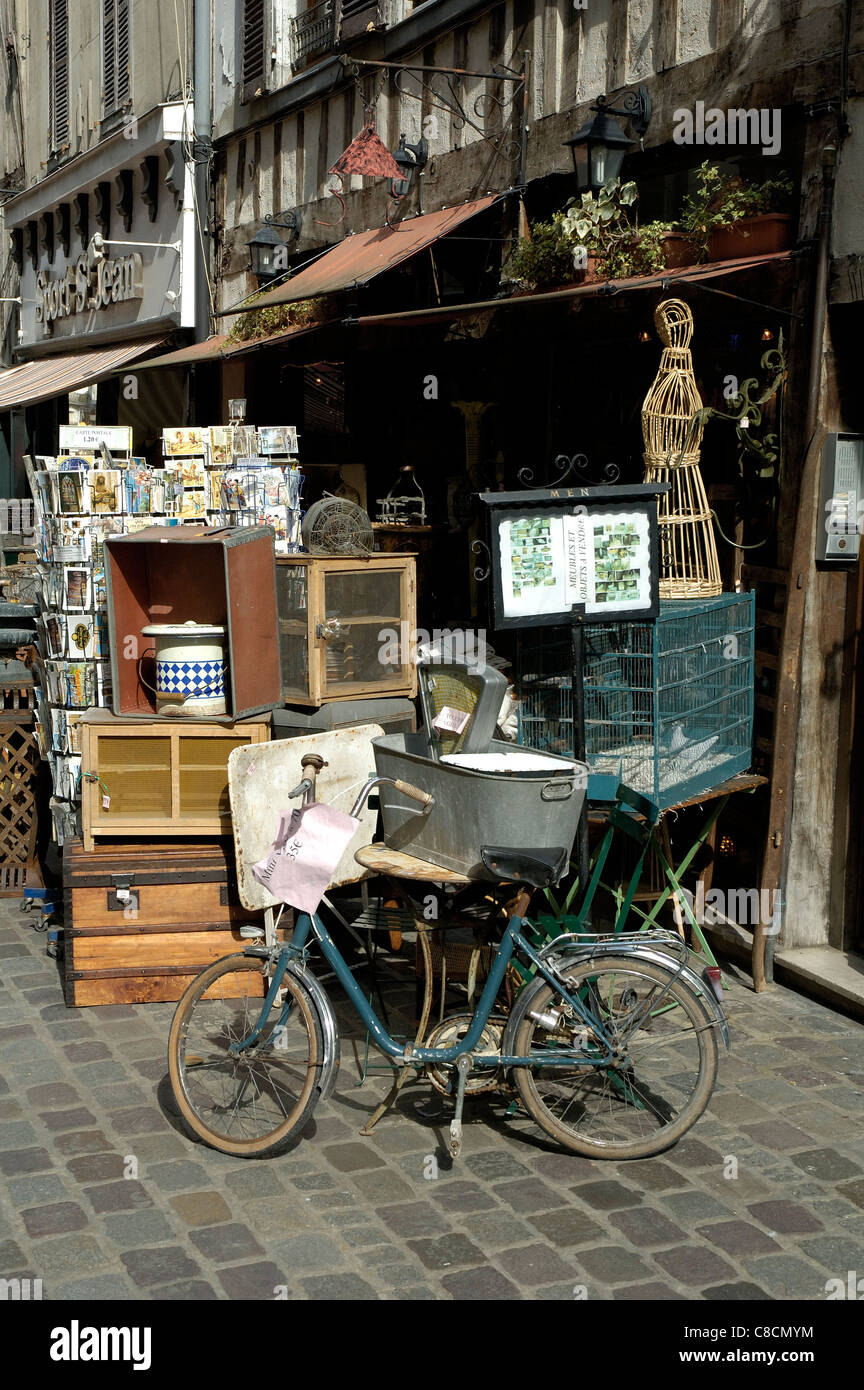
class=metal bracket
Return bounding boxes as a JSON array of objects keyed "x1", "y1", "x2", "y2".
[{"x1": 108, "y1": 874, "x2": 138, "y2": 912}]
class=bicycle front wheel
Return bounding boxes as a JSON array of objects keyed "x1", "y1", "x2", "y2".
[
  {"x1": 168, "y1": 954, "x2": 323, "y2": 1158},
  {"x1": 511, "y1": 955, "x2": 719, "y2": 1160}
]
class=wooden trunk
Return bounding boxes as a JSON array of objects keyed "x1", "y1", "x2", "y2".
[{"x1": 62, "y1": 838, "x2": 286, "y2": 1006}]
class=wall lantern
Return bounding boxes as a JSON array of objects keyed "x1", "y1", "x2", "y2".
[
  {"x1": 563, "y1": 88, "x2": 651, "y2": 194},
  {"x1": 247, "y1": 211, "x2": 300, "y2": 286},
  {"x1": 390, "y1": 135, "x2": 428, "y2": 204}
]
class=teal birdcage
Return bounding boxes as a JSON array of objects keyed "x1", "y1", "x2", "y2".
[{"x1": 517, "y1": 594, "x2": 755, "y2": 809}]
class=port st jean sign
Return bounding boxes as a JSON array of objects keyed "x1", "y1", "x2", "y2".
[{"x1": 35, "y1": 251, "x2": 144, "y2": 330}]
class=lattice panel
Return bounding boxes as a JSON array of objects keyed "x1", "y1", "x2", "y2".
[{"x1": 0, "y1": 718, "x2": 40, "y2": 867}]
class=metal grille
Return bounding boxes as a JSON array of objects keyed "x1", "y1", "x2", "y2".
[
  {"x1": 290, "y1": 0, "x2": 335, "y2": 71},
  {"x1": 517, "y1": 595, "x2": 755, "y2": 808}
]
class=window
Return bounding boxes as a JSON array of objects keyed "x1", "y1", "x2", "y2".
[
  {"x1": 103, "y1": 0, "x2": 131, "y2": 119},
  {"x1": 241, "y1": 0, "x2": 269, "y2": 102},
  {"x1": 49, "y1": 0, "x2": 69, "y2": 153}
]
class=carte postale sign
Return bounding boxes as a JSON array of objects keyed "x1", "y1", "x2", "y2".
[{"x1": 35, "y1": 252, "x2": 144, "y2": 327}]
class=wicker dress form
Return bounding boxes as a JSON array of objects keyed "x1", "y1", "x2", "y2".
[{"x1": 642, "y1": 299, "x2": 721, "y2": 599}]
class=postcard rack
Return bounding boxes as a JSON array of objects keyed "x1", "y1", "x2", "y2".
[
  {"x1": 161, "y1": 424, "x2": 304, "y2": 551},
  {"x1": 26, "y1": 421, "x2": 303, "y2": 845}
]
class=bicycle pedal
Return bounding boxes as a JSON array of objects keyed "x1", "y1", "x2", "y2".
[{"x1": 449, "y1": 1120, "x2": 463, "y2": 1159}]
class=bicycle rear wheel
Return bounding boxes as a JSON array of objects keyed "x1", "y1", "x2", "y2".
[
  {"x1": 168, "y1": 954, "x2": 323, "y2": 1158},
  {"x1": 511, "y1": 955, "x2": 718, "y2": 1160}
]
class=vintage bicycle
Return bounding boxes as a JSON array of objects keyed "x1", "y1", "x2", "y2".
[{"x1": 167, "y1": 753, "x2": 729, "y2": 1161}]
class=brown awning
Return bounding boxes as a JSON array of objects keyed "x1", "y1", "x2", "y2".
[
  {"x1": 129, "y1": 335, "x2": 231, "y2": 368},
  {"x1": 0, "y1": 337, "x2": 167, "y2": 410},
  {"x1": 350, "y1": 249, "x2": 805, "y2": 329},
  {"x1": 132, "y1": 319, "x2": 329, "y2": 370},
  {"x1": 217, "y1": 195, "x2": 502, "y2": 316}
]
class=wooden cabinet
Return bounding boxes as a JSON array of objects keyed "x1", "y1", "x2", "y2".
[
  {"x1": 80, "y1": 710, "x2": 270, "y2": 849},
  {"x1": 276, "y1": 554, "x2": 418, "y2": 706}
]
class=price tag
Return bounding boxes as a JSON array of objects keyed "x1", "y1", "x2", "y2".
[
  {"x1": 102, "y1": 793, "x2": 110, "y2": 810},
  {"x1": 432, "y1": 705, "x2": 470, "y2": 735}
]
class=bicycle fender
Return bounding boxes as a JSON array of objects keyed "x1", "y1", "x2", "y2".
[
  {"x1": 286, "y1": 961, "x2": 342, "y2": 1102},
  {"x1": 242, "y1": 947, "x2": 341, "y2": 1101},
  {"x1": 531, "y1": 942, "x2": 731, "y2": 1052}
]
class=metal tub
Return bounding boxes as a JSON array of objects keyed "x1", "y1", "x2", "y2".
[{"x1": 373, "y1": 732, "x2": 587, "y2": 878}]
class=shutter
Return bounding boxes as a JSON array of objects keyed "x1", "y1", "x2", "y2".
[
  {"x1": 103, "y1": 0, "x2": 116, "y2": 115},
  {"x1": 50, "y1": 0, "x2": 69, "y2": 151},
  {"x1": 241, "y1": 0, "x2": 268, "y2": 103},
  {"x1": 337, "y1": 0, "x2": 382, "y2": 44},
  {"x1": 116, "y1": 0, "x2": 130, "y2": 106}
]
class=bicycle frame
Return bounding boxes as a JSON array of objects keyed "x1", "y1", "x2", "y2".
[{"x1": 230, "y1": 908, "x2": 624, "y2": 1071}]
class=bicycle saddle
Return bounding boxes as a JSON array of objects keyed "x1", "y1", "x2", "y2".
[{"x1": 480, "y1": 846, "x2": 569, "y2": 887}]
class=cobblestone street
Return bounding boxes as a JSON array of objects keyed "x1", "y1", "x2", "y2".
[{"x1": 1, "y1": 899, "x2": 864, "y2": 1302}]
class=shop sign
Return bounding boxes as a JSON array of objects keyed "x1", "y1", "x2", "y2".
[
  {"x1": 480, "y1": 483, "x2": 667, "y2": 630},
  {"x1": 59, "y1": 425, "x2": 133, "y2": 455},
  {"x1": 35, "y1": 252, "x2": 144, "y2": 327}
]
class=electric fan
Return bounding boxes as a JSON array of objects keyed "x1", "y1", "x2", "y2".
[{"x1": 301, "y1": 496, "x2": 374, "y2": 555}]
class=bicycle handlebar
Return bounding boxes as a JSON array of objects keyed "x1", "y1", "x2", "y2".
[
  {"x1": 284, "y1": 765, "x2": 435, "y2": 818},
  {"x1": 392, "y1": 779, "x2": 434, "y2": 807},
  {"x1": 349, "y1": 775, "x2": 434, "y2": 819}
]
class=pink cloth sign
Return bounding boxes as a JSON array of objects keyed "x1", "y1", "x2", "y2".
[{"x1": 252, "y1": 802, "x2": 361, "y2": 914}]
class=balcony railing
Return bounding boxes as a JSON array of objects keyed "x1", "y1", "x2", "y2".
[{"x1": 289, "y1": 0, "x2": 336, "y2": 72}]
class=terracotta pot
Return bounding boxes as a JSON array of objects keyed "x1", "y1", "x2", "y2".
[
  {"x1": 661, "y1": 232, "x2": 697, "y2": 268},
  {"x1": 707, "y1": 213, "x2": 792, "y2": 262}
]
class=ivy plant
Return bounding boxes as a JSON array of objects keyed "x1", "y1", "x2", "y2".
[{"x1": 226, "y1": 292, "x2": 326, "y2": 345}]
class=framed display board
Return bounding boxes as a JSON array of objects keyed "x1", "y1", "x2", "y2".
[{"x1": 480, "y1": 483, "x2": 667, "y2": 630}]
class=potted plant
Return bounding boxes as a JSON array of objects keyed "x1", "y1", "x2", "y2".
[
  {"x1": 562, "y1": 183, "x2": 698, "y2": 278},
  {"x1": 561, "y1": 178, "x2": 639, "y2": 279},
  {"x1": 502, "y1": 211, "x2": 592, "y2": 291},
  {"x1": 503, "y1": 180, "x2": 700, "y2": 291},
  {"x1": 680, "y1": 160, "x2": 794, "y2": 263}
]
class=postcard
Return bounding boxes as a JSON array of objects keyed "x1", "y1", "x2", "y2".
[
  {"x1": 163, "y1": 427, "x2": 206, "y2": 457},
  {"x1": 178, "y1": 490, "x2": 207, "y2": 519},
  {"x1": 208, "y1": 427, "x2": 233, "y2": 468},
  {"x1": 64, "y1": 567, "x2": 91, "y2": 611},
  {"x1": 58, "y1": 454, "x2": 95, "y2": 471},
  {"x1": 89, "y1": 469, "x2": 121, "y2": 513},
  {"x1": 230, "y1": 426, "x2": 257, "y2": 460},
  {"x1": 258, "y1": 426, "x2": 297, "y2": 456},
  {"x1": 207, "y1": 470, "x2": 226, "y2": 510},
  {"x1": 53, "y1": 471, "x2": 86, "y2": 515},
  {"x1": 167, "y1": 457, "x2": 206, "y2": 488}
]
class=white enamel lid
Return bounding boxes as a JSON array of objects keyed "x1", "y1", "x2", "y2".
[{"x1": 141, "y1": 622, "x2": 225, "y2": 636}]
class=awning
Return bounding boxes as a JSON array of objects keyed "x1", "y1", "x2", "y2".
[
  {"x1": 217, "y1": 195, "x2": 502, "y2": 316},
  {"x1": 129, "y1": 335, "x2": 231, "y2": 368},
  {"x1": 0, "y1": 337, "x2": 167, "y2": 411},
  {"x1": 350, "y1": 249, "x2": 805, "y2": 330},
  {"x1": 131, "y1": 319, "x2": 329, "y2": 370}
]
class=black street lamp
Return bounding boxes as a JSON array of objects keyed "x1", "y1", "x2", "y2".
[
  {"x1": 247, "y1": 211, "x2": 301, "y2": 286},
  {"x1": 564, "y1": 88, "x2": 651, "y2": 194},
  {"x1": 390, "y1": 135, "x2": 428, "y2": 207}
]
